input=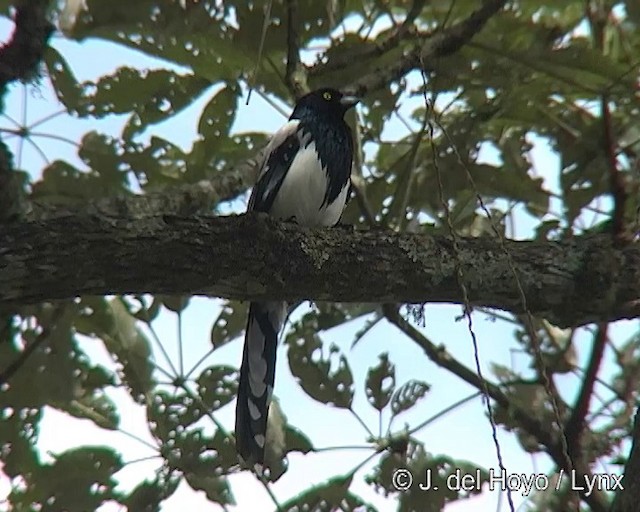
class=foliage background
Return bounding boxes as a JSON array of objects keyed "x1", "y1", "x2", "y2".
[{"x1": 0, "y1": 0, "x2": 639, "y2": 511}]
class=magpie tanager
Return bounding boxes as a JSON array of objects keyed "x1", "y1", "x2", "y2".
[{"x1": 235, "y1": 88, "x2": 359, "y2": 467}]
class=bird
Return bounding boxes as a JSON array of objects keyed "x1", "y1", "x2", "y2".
[{"x1": 235, "y1": 87, "x2": 359, "y2": 467}]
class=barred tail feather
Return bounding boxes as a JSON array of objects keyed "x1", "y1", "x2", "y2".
[{"x1": 235, "y1": 301, "x2": 287, "y2": 465}]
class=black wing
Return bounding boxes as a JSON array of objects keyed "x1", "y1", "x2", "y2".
[{"x1": 248, "y1": 120, "x2": 302, "y2": 213}]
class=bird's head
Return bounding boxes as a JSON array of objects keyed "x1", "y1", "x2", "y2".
[{"x1": 291, "y1": 88, "x2": 360, "y2": 121}]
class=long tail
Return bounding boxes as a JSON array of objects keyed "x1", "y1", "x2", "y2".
[{"x1": 235, "y1": 301, "x2": 287, "y2": 465}]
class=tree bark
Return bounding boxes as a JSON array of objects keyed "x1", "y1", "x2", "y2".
[
  {"x1": 1, "y1": 211, "x2": 638, "y2": 328},
  {"x1": 0, "y1": 0, "x2": 54, "y2": 222}
]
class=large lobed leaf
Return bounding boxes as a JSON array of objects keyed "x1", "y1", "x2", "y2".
[{"x1": 286, "y1": 313, "x2": 355, "y2": 409}]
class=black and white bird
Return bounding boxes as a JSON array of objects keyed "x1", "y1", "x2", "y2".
[{"x1": 235, "y1": 88, "x2": 359, "y2": 466}]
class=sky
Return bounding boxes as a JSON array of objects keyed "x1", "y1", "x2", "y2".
[{"x1": 0, "y1": 9, "x2": 636, "y2": 512}]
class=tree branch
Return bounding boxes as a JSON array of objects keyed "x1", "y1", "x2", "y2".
[
  {"x1": 565, "y1": 322, "x2": 608, "y2": 460},
  {"x1": 0, "y1": 0, "x2": 54, "y2": 94},
  {"x1": 284, "y1": 0, "x2": 308, "y2": 98},
  {"x1": 28, "y1": 153, "x2": 261, "y2": 220},
  {"x1": 309, "y1": 0, "x2": 426, "y2": 78},
  {"x1": 0, "y1": 302, "x2": 67, "y2": 385},
  {"x1": 586, "y1": 2, "x2": 628, "y2": 243},
  {"x1": 1, "y1": 212, "x2": 639, "y2": 328},
  {"x1": 0, "y1": 0, "x2": 54, "y2": 222},
  {"x1": 0, "y1": 141, "x2": 27, "y2": 222},
  {"x1": 344, "y1": 0, "x2": 507, "y2": 97},
  {"x1": 384, "y1": 305, "x2": 609, "y2": 512}
]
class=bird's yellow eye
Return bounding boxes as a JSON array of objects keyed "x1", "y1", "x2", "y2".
[{"x1": 323, "y1": 91, "x2": 332, "y2": 100}]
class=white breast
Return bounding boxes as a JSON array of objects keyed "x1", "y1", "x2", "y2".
[{"x1": 269, "y1": 141, "x2": 349, "y2": 227}]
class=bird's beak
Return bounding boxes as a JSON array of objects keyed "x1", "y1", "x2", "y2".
[{"x1": 340, "y1": 95, "x2": 360, "y2": 109}]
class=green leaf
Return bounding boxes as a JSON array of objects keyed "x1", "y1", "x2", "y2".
[
  {"x1": 351, "y1": 314, "x2": 382, "y2": 349},
  {"x1": 535, "y1": 219, "x2": 562, "y2": 240},
  {"x1": 50, "y1": 445, "x2": 122, "y2": 482},
  {"x1": 198, "y1": 85, "x2": 236, "y2": 136},
  {"x1": 158, "y1": 295, "x2": 191, "y2": 313},
  {"x1": 367, "y1": 442, "x2": 488, "y2": 511},
  {"x1": 196, "y1": 365, "x2": 238, "y2": 411},
  {"x1": 0, "y1": 1, "x2": 11, "y2": 16},
  {"x1": 64, "y1": 395, "x2": 119, "y2": 430},
  {"x1": 101, "y1": 298, "x2": 156, "y2": 401},
  {"x1": 31, "y1": 130, "x2": 133, "y2": 202},
  {"x1": 31, "y1": 160, "x2": 113, "y2": 203},
  {"x1": 131, "y1": 296, "x2": 162, "y2": 323},
  {"x1": 163, "y1": 428, "x2": 237, "y2": 481},
  {"x1": 123, "y1": 136, "x2": 189, "y2": 188},
  {"x1": 69, "y1": 1, "x2": 254, "y2": 81},
  {"x1": 84, "y1": 365, "x2": 117, "y2": 388},
  {"x1": 280, "y1": 474, "x2": 376, "y2": 512},
  {"x1": 538, "y1": 46, "x2": 635, "y2": 89},
  {"x1": 187, "y1": 130, "x2": 269, "y2": 184},
  {"x1": 0, "y1": 407, "x2": 41, "y2": 479},
  {"x1": 184, "y1": 474, "x2": 234, "y2": 506},
  {"x1": 78, "y1": 131, "x2": 129, "y2": 190},
  {"x1": 71, "y1": 66, "x2": 211, "y2": 137},
  {"x1": 1, "y1": 304, "x2": 120, "y2": 434},
  {"x1": 196, "y1": 84, "x2": 239, "y2": 160},
  {"x1": 121, "y1": 474, "x2": 180, "y2": 512},
  {"x1": 11, "y1": 447, "x2": 123, "y2": 511},
  {"x1": 210, "y1": 300, "x2": 249, "y2": 349},
  {"x1": 391, "y1": 380, "x2": 430, "y2": 417},
  {"x1": 209, "y1": 428, "x2": 241, "y2": 475},
  {"x1": 262, "y1": 397, "x2": 288, "y2": 481},
  {"x1": 147, "y1": 391, "x2": 203, "y2": 442},
  {"x1": 285, "y1": 424, "x2": 314, "y2": 455},
  {"x1": 44, "y1": 47, "x2": 81, "y2": 109},
  {"x1": 286, "y1": 316, "x2": 354, "y2": 409},
  {"x1": 447, "y1": 189, "x2": 479, "y2": 229},
  {"x1": 365, "y1": 353, "x2": 396, "y2": 411},
  {"x1": 75, "y1": 297, "x2": 116, "y2": 335},
  {"x1": 468, "y1": 163, "x2": 549, "y2": 217},
  {"x1": 314, "y1": 302, "x2": 377, "y2": 331}
]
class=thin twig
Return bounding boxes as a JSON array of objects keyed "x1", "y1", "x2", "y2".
[
  {"x1": 588, "y1": 3, "x2": 628, "y2": 237},
  {"x1": 122, "y1": 454, "x2": 162, "y2": 466},
  {"x1": 383, "y1": 304, "x2": 610, "y2": 511},
  {"x1": 351, "y1": 115, "x2": 377, "y2": 225},
  {"x1": 184, "y1": 346, "x2": 216, "y2": 380},
  {"x1": 0, "y1": 303, "x2": 67, "y2": 385},
  {"x1": 177, "y1": 309, "x2": 184, "y2": 377},
  {"x1": 388, "y1": 114, "x2": 428, "y2": 229},
  {"x1": 565, "y1": 323, "x2": 608, "y2": 452},
  {"x1": 27, "y1": 131, "x2": 81, "y2": 148},
  {"x1": 136, "y1": 299, "x2": 179, "y2": 379},
  {"x1": 345, "y1": 0, "x2": 508, "y2": 97},
  {"x1": 246, "y1": 0, "x2": 273, "y2": 105},
  {"x1": 432, "y1": 100, "x2": 577, "y2": 507},
  {"x1": 309, "y1": 0, "x2": 426, "y2": 78},
  {"x1": 23, "y1": 136, "x2": 49, "y2": 166},
  {"x1": 28, "y1": 108, "x2": 68, "y2": 129},
  {"x1": 284, "y1": 0, "x2": 307, "y2": 98},
  {"x1": 250, "y1": 88, "x2": 290, "y2": 118},
  {"x1": 350, "y1": 408, "x2": 375, "y2": 439},
  {"x1": 423, "y1": 82, "x2": 515, "y2": 512},
  {"x1": 313, "y1": 444, "x2": 371, "y2": 453},
  {"x1": 117, "y1": 427, "x2": 160, "y2": 452},
  {"x1": 408, "y1": 391, "x2": 482, "y2": 436}
]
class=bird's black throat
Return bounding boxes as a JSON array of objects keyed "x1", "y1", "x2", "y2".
[{"x1": 293, "y1": 107, "x2": 353, "y2": 207}]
